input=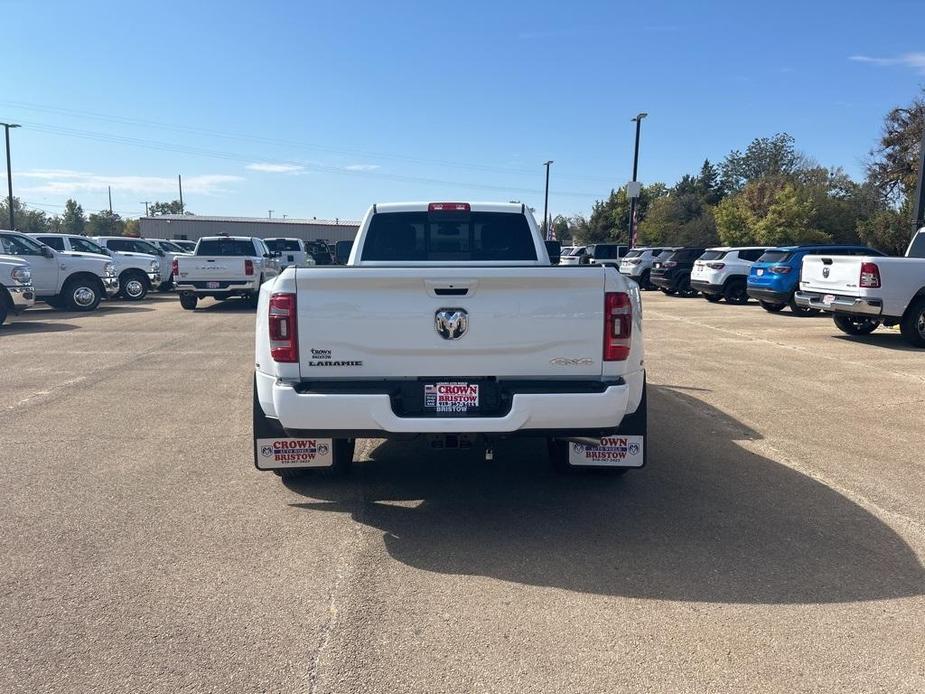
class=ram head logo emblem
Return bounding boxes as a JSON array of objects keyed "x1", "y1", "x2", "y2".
[{"x1": 435, "y1": 309, "x2": 468, "y2": 340}]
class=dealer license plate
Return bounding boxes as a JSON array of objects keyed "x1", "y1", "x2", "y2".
[
  {"x1": 207, "y1": 281, "x2": 220, "y2": 288},
  {"x1": 255, "y1": 437, "x2": 334, "y2": 469},
  {"x1": 424, "y1": 382, "x2": 480, "y2": 414},
  {"x1": 568, "y1": 436, "x2": 645, "y2": 468},
  {"x1": 823, "y1": 294, "x2": 836, "y2": 305}
]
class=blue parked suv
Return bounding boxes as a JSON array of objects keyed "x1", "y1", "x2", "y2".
[{"x1": 747, "y1": 245, "x2": 885, "y2": 315}]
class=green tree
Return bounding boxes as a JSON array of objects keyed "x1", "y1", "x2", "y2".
[
  {"x1": 638, "y1": 193, "x2": 719, "y2": 246},
  {"x1": 714, "y1": 195, "x2": 754, "y2": 246},
  {"x1": 61, "y1": 198, "x2": 86, "y2": 234},
  {"x1": 867, "y1": 89, "x2": 925, "y2": 204},
  {"x1": 857, "y1": 204, "x2": 914, "y2": 255},
  {"x1": 721, "y1": 133, "x2": 803, "y2": 192},
  {"x1": 697, "y1": 159, "x2": 725, "y2": 205},
  {"x1": 123, "y1": 218, "x2": 140, "y2": 237},
  {"x1": 148, "y1": 200, "x2": 191, "y2": 216},
  {"x1": 0, "y1": 197, "x2": 50, "y2": 232},
  {"x1": 87, "y1": 210, "x2": 125, "y2": 236}
]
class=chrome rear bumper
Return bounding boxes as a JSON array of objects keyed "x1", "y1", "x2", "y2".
[{"x1": 794, "y1": 291, "x2": 882, "y2": 316}]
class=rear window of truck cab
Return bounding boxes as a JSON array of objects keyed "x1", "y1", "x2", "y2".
[
  {"x1": 266, "y1": 239, "x2": 302, "y2": 252},
  {"x1": 362, "y1": 211, "x2": 538, "y2": 261},
  {"x1": 196, "y1": 239, "x2": 258, "y2": 256}
]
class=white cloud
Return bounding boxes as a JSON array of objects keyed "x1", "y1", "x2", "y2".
[
  {"x1": 849, "y1": 52, "x2": 925, "y2": 74},
  {"x1": 245, "y1": 162, "x2": 305, "y2": 173},
  {"x1": 343, "y1": 164, "x2": 381, "y2": 171},
  {"x1": 18, "y1": 169, "x2": 242, "y2": 196}
]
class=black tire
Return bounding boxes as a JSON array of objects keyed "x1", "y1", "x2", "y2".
[
  {"x1": 659, "y1": 287, "x2": 677, "y2": 296},
  {"x1": 899, "y1": 296, "x2": 925, "y2": 347},
  {"x1": 119, "y1": 270, "x2": 149, "y2": 301},
  {"x1": 247, "y1": 287, "x2": 261, "y2": 308},
  {"x1": 639, "y1": 270, "x2": 652, "y2": 290},
  {"x1": 832, "y1": 314, "x2": 880, "y2": 336},
  {"x1": 703, "y1": 293, "x2": 722, "y2": 303},
  {"x1": 62, "y1": 276, "x2": 102, "y2": 311},
  {"x1": 759, "y1": 300, "x2": 786, "y2": 313},
  {"x1": 179, "y1": 294, "x2": 198, "y2": 310},
  {"x1": 723, "y1": 279, "x2": 749, "y2": 305},
  {"x1": 788, "y1": 293, "x2": 819, "y2": 316},
  {"x1": 677, "y1": 274, "x2": 698, "y2": 297},
  {"x1": 0, "y1": 292, "x2": 8, "y2": 326}
]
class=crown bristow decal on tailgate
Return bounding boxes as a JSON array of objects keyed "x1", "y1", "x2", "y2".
[{"x1": 307, "y1": 348, "x2": 362, "y2": 367}]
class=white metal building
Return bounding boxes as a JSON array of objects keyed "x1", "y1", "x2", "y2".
[{"x1": 139, "y1": 215, "x2": 360, "y2": 245}]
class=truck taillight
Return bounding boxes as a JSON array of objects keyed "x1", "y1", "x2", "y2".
[
  {"x1": 604, "y1": 292, "x2": 632, "y2": 361},
  {"x1": 859, "y1": 262, "x2": 881, "y2": 288},
  {"x1": 171, "y1": 258, "x2": 179, "y2": 276},
  {"x1": 245, "y1": 259, "x2": 254, "y2": 276},
  {"x1": 269, "y1": 293, "x2": 298, "y2": 362}
]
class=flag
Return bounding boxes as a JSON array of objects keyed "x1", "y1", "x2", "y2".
[
  {"x1": 631, "y1": 206, "x2": 639, "y2": 247},
  {"x1": 546, "y1": 215, "x2": 556, "y2": 241}
]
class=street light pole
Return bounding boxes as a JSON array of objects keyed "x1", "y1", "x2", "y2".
[
  {"x1": 628, "y1": 112, "x2": 647, "y2": 247},
  {"x1": 543, "y1": 160, "x2": 553, "y2": 238},
  {"x1": 1, "y1": 122, "x2": 21, "y2": 230}
]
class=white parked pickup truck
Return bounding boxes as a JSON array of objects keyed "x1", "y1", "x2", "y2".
[
  {"x1": 0, "y1": 254, "x2": 35, "y2": 325},
  {"x1": 253, "y1": 201, "x2": 647, "y2": 478},
  {"x1": 0, "y1": 230, "x2": 118, "y2": 311},
  {"x1": 174, "y1": 235, "x2": 281, "y2": 310},
  {"x1": 796, "y1": 228, "x2": 925, "y2": 346}
]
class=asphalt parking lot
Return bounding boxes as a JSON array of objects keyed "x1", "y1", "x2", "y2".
[{"x1": 2, "y1": 292, "x2": 923, "y2": 693}]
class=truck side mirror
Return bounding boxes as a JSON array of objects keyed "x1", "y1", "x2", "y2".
[
  {"x1": 41, "y1": 246, "x2": 54, "y2": 258},
  {"x1": 545, "y1": 240, "x2": 561, "y2": 265},
  {"x1": 335, "y1": 240, "x2": 353, "y2": 265}
]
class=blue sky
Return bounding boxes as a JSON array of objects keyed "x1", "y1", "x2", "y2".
[{"x1": 2, "y1": 0, "x2": 924, "y2": 222}]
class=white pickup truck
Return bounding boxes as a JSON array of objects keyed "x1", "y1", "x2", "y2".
[
  {"x1": 174, "y1": 236, "x2": 281, "y2": 310},
  {"x1": 796, "y1": 228, "x2": 925, "y2": 346},
  {"x1": 0, "y1": 230, "x2": 118, "y2": 310},
  {"x1": 0, "y1": 254, "x2": 35, "y2": 325},
  {"x1": 252, "y1": 201, "x2": 647, "y2": 478}
]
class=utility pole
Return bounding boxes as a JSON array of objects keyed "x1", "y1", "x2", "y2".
[
  {"x1": 140, "y1": 201, "x2": 150, "y2": 216},
  {"x1": 108, "y1": 186, "x2": 113, "y2": 214},
  {"x1": 178, "y1": 174, "x2": 184, "y2": 213},
  {"x1": 1, "y1": 122, "x2": 20, "y2": 230},
  {"x1": 543, "y1": 160, "x2": 553, "y2": 239},
  {"x1": 912, "y1": 126, "x2": 925, "y2": 233},
  {"x1": 627, "y1": 112, "x2": 647, "y2": 247}
]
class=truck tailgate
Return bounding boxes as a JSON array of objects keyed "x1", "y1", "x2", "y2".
[
  {"x1": 800, "y1": 256, "x2": 863, "y2": 296},
  {"x1": 294, "y1": 267, "x2": 607, "y2": 379},
  {"x1": 177, "y1": 256, "x2": 247, "y2": 281}
]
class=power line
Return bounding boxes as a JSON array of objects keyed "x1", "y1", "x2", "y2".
[
  {"x1": 17, "y1": 120, "x2": 605, "y2": 198},
  {"x1": 1, "y1": 99, "x2": 617, "y2": 184}
]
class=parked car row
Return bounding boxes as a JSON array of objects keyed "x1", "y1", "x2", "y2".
[{"x1": 619, "y1": 231, "x2": 925, "y2": 347}]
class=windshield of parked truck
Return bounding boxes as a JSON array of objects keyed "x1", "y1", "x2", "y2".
[
  {"x1": 362, "y1": 211, "x2": 538, "y2": 261},
  {"x1": 70, "y1": 238, "x2": 109, "y2": 255},
  {"x1": 196, "y1": 239, "x2": 258, "y2": 256},
  {"x1": 0, "y1": 233, "x2": 47, "y2": 256},
  {"x1": 757, "y1": 250, "x2": 793, "y2": 263}
]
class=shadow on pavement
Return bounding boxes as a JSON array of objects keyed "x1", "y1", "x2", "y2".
[
  {"x1": 2, "y1": 320, "x2": 79, "y2": 333},
  {"x1": 196, "y1": 299, "x2": 256, "y2": 312},
  {"x1": 832, "y1": 332, "x2": 921, "y2": 353},
  {"x1": 285, "y1": 385, "x2": 925, "y2": 605}
]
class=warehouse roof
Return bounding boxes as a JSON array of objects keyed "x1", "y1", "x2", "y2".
[{"x1": 141, "y1": 215, "x2": 360, "y2": 226}]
